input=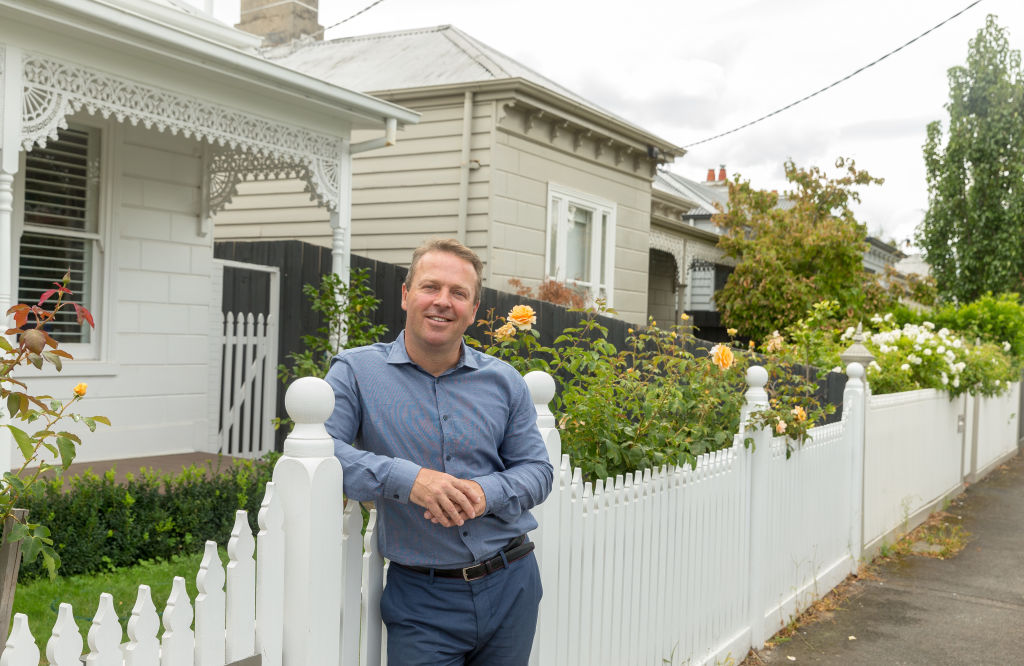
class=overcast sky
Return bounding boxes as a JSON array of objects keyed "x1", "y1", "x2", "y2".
[{"x1": 206, "y1": 0, "x2": 1024, "y2": 248}]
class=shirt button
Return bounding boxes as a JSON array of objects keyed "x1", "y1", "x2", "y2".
[
  {"x1": 442, "y1": 414, "x2": 449, "y2": 421},
  {"x1": 393, "y1": 494, "x2": 399, "y2": 499},
  {"x1": 446, "y1": 455, "x2": 452, "y2": 461},
  {"x1": 462, "y1": 531, "x2": 468, "y2": 537}
]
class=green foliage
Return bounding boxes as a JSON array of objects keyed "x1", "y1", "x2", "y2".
[
  {"x1": 15, "y1": 454, "x2": 278, "y2": 581},
  {"x1": 279, "y1": 268, "x2": 387, "y2": 384},
  {"x1": 922, "y1": 293, "x2": 1024, "y2": 363},
  {"x1": 714, "y1": 158, "x2": 891, "y2": 340},
  {"x1": 468, "y1": 305, "x2": 831, "y2": 480},
  {"x1": 918, "y1": 15, "x2": 1024, "y2": 302}
]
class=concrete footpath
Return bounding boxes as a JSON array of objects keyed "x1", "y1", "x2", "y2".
[{"x1": 755, "y1": 451, "x2": 1024, "y2": 665}]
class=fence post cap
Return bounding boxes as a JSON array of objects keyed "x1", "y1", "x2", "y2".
[
  {"x1": 746, "y1": 365, "x2": 768, "y2": 388},
  {"x1": 846, "y1": 362, "x2": 865, "y2": 380},
  {"x1": 285, "y1": 377, "x2": 335, "y2": 426},
  {"x1": 524, "y1": 370, "x2": 555, "y2": 406}
]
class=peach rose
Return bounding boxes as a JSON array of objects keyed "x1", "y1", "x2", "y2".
[
  {"x1": 508, "y1": 305, "x2": 537, "y2": 330},
  {"x1": 73, "y1": 383, "x2": 88, "y2": 397},
  {"x1": 495, "y1": 322, "x2": 517, "y2": 342},
  {"x1": 710, "y1": 343, "x2": 735, "y2": 371}
]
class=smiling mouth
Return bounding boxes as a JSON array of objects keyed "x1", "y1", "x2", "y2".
[{"x1": 426, "y1": 315, "x2": 451, "y2": 323}]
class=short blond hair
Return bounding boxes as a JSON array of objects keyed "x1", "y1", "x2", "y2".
[{"x1": 406, "y1": 238, "x2": 484, "y2": 303}]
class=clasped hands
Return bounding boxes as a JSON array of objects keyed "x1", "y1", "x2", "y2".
[{"x1": 410, "y1": 468, "x2": 486, "y2": 528}]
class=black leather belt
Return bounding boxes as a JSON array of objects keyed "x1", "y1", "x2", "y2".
[{"x1": 396, "y1": 535, "x2": 534, "y2": 581}]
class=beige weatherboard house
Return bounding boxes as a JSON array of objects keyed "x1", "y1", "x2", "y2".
[
  {"x1": 218, "y1": 19, "x2": 685, "y2": 324},
  {"x1": 0, "y1": 0, "x2": 417, "y2": 469}
]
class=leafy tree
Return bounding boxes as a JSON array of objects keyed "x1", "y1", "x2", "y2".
[
  {"x1": 917, "y1": 14, "x2": 1024, "y2": 302},
  {"x1": 714, "y1": 158, "x2": 887, "y2": 340}
]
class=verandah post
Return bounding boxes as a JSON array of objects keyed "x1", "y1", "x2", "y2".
[
  {"x1": 274, "y1": 378, "x2": 344, "y2": 665},
  {"x1": 843, "y1": 362, "x2": 867, "y2": 571},
  {"x1": 742, "y1": 365, "x2": 771, "y2": 648}
]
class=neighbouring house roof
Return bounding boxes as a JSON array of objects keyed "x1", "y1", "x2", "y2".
[
  {"x1": 655, "y1": 170, "x2": 797, "y2": 218},
  {"x1": 262, "y1": 24, "x2": 684, "y2": 159},
  {"x1": 655, "y1": 171, "x2": 731, "y2": 217}
]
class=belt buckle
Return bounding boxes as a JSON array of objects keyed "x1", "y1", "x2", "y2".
[{"x1": 462, "y1": 565, "x2": 486, "y2": 582}]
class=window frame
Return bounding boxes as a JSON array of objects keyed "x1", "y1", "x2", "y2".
[
  {"x1": 545, "y1": 183, "x2": 616, "y2": 306},
  {"x1": 12, "y1": 117, "x2": 114, "y2": 363}
]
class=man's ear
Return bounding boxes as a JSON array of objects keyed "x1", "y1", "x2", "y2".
[{"x1": 401, "y1": 283, "x2": 408, "y2": 312}]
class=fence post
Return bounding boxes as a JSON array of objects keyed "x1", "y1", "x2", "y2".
[
  {"x1": 272, "y1": 377, "x2": 344, "y2": 665},
  {"x1": 743, "y1": 365, "x2": 771, "y2": 648},
  {"x1": 843, "y1": 362, "x2": 866, "y2": 572},
  {"x1": 524, "y1": 370, "x2": 559, "y2": 666}
]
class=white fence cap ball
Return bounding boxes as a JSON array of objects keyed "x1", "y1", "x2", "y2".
[
  {"x1": 524, "y1": 370, "x2": 556, "y2": 405},
  {"x1": 746, "y1": 365, "x2": 769, "y2": 388},
  {"x1": 847, "y1": 362, "x2": 865, "y2": 380},
  {"x1": 285, "y1": 377, "x2": 335, "y2": 425}
]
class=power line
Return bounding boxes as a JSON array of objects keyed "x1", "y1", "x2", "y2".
[
  {"x1": 309, "y1": 0, "x2": 389, "y2": 40},
  {"x1": 682, "y1": 0, "x2": 985, "y2": 149}
]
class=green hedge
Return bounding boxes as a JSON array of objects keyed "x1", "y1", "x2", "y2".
[{"x1": 17, "y1": 454, "x2": 278, "y2": 581}]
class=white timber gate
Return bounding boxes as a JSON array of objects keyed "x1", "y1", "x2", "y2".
[{"x1": 210, "y1": 259, "x2": 280, "y2": 458}]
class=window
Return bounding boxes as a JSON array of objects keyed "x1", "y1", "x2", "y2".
[
  {"x1": 546, "y1": 184, "x2": 616, "y2": 305},
  {"x1": 16, "y1": 123, "x2": 104, "y2": 351}
]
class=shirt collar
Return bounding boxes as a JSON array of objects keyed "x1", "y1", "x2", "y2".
[{"x1": 387, "y1": 330, "x2": 480, "y2": 373}]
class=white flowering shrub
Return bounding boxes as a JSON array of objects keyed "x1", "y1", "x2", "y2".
[{"x1": 850, "y1": 315, "x2": 1018, "y2": 397}]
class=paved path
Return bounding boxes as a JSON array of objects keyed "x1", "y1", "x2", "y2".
[{"x1": 756, "y1": 451, "x2": 1024, "y2": 665}]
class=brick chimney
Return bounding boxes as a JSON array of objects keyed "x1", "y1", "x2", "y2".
[
  {"x1": 236, "y1": 0, "x2": 324, "y2": 45},
  {"x1": 706, "y1": 168, "x2": 716, "y2": 182},
  {"x1": 718, "y1": 165, "x2": 727, "y2": 182}
]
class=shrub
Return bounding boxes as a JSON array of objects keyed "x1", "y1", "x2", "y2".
[
  {"x1": 469, "y1": 305, "x2": 831, "y2": 479},
  {"x1": 16, "y1": 454, "x2": 277, "y2": 581}
]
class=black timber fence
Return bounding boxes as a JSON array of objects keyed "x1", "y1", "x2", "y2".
[{"x1": 215, "y1": 240, "x2": 847, "y2": 450}]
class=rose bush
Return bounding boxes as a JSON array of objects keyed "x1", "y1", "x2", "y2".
[
  {"x1": 1, "y1": 273, "x2": 110, "y2": 577},
  {"x1": 468, "y1": 305, "x2": 830, "y2": 479}
]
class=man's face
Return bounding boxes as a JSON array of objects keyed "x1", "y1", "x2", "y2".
[{"x1": 402, "y1": 251, "x2": 479, "y2": 354}]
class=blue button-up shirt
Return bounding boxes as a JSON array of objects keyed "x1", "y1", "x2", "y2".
[{"x1": 325, "y1": 331, "x2": 554, "y2": 568}]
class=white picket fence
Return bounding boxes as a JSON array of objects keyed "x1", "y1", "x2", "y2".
[
  {"x1": 217, "y1": 312, "x2": 278, "y2": 458},
  {"x1": 4, "y1": 367, "x2": 1020, "y2": 665}
]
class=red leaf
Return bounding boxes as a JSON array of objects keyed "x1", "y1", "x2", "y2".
[
  {"x1": 13, "y1": 311, "x2": 27, "y2": 329},
  {"x1": 74, "y1": 304, "x2": 95, "y2": 328},
  {"x1": 37, "y1": 289, "x2": 57, "y2": 306}
]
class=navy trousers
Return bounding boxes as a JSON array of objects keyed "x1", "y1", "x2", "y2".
[{"x1": 380, "y1": 551, "x2": 542, "y2": 666}]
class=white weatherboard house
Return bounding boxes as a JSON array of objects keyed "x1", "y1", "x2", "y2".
[
  {"x1": 0, "y1": 0, "x2": 417, "y2": 470},
  {"x1": 216, "y1": 22, "x2": 685, "y2": 324}
]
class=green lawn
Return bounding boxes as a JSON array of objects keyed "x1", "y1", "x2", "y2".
[{"x1": 13, "y1": 547, "x2": 227, "y2": 655}]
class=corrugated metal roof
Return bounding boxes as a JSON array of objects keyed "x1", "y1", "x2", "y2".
[
  {"x1": 655, "y1": 171, "x2": 730, "y2": 215},
  {"x1": 655, "y1": 170, "x2": 796, "y2": 217},
  {"x1": 263, "y1": 24, "x2": 661, "y2": 140}
]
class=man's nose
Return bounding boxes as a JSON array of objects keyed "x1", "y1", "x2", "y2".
[{"x1": 434, "y1": 288, "x2": 453, "y2": 307}]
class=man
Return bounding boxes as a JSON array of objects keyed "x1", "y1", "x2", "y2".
[{"x1": 325, "y1": 238, "x2": 554, "y2": 666}]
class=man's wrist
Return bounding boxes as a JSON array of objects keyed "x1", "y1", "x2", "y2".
[{"x1": 384, "y1": 458, "x2": 422, "y2": 504}]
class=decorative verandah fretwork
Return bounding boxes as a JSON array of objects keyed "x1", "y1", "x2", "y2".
[
  {"x1": 15, "y1": 49, "x2": 345, "y2": 210},
  {"x1": 0, "y1": 43, "x2": 354, "y2": 306}
]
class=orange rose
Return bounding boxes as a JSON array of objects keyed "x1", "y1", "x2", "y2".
[
  {"x1": 710, "y1": 343, "x2": 734, "y2": 371},
  {"x1": 507, "y1": 305, "x2": 537, "y2": 330},
  {"x1": 495, "y1": 322, "x2": 516, "y2": 342},
  {"x1": 791, "y1": 405, "x2": 807, "y2": 422},
  {"x1": 73, "y1": 383, "x2": 88, "y2": 397}
]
